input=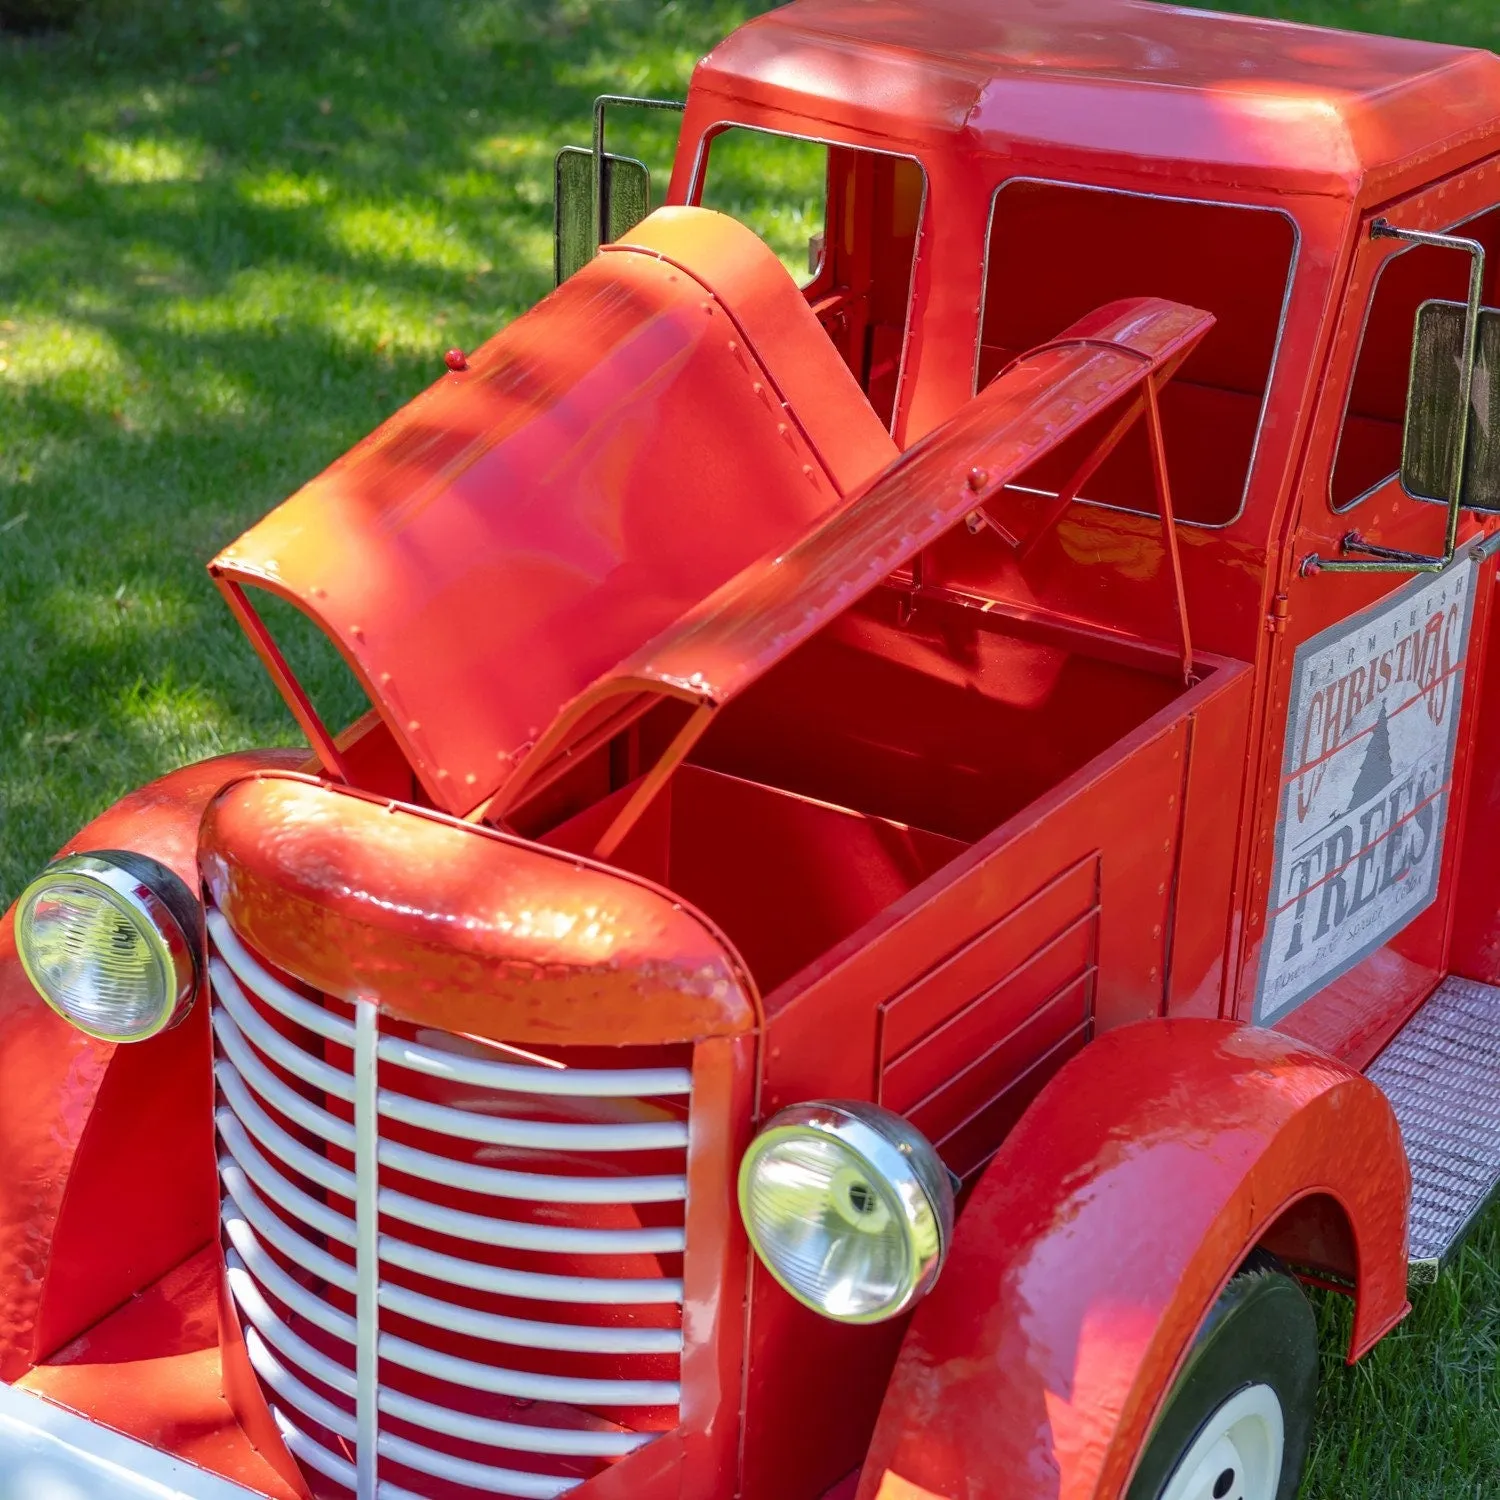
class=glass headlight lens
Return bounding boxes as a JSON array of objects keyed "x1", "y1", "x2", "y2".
[
  {"x1": 16, "y1": 852, "x2": 199, "y2": 1042},
  {"x1": 738, "y1": 1100, "x2": 954, "y2": 1323}
]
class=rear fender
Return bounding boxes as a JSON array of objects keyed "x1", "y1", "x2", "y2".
[
  {"x1": 857, "y1": 1019, "x2": 1409, "y2": 1500},
  {"x1": 0, "y1": 751, "x2": 303, "y2": 1379}
]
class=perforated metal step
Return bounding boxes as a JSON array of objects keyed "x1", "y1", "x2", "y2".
[{"x1": 1366, "y1": 976, "x2": 1500, "y2": 1284}]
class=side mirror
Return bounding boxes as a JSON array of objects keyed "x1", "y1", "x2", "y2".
[
  {"x1": 1403, "y1": 297, "x2": 1500, "y2": 513},
  {"x1": 553, "y1": 145, "x2": 651, "y2": 287},
  {"x1": 1311, "y1": 223, "x2": 1492, "y2": 575}
]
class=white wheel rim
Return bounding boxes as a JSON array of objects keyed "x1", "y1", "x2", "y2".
[{"x1": 1156, "y1": 1383, "x2": 1285, "y2": 1500}]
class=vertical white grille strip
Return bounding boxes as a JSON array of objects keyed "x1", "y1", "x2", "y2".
[{"x1": 354, "y1": 998, "x2": 380, "y2": 1500}]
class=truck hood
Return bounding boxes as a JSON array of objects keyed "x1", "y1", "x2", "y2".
[
  {"x1": 210, "y1": 207, "x2": 897, "y2": 817},
  {"x1": 212, "y1": 209, "x2": 1210, "y2": 826}
]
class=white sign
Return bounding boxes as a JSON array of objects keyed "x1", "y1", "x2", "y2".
[{"x1": 1255, "y1": 558, "x2": 1479, "y2": 1024}]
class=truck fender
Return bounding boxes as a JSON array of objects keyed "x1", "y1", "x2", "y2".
[
  {"x1": 0, "y1": 750, "x2": 304, "y2": 1380},
  {"x1": 856, "y1": 1019, "x2": 1410, "y2": 1500}
]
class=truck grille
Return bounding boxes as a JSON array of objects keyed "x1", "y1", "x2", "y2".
[{"x1": 206, "y1": 907, "x2": 690, "y2": 1500}]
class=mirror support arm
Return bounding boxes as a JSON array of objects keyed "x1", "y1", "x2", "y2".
[
  {"x1": 1309, "y1": 221, "x2": 1486, "y2": 575},
  {"x1": 592, "y1": 95, "x2": 687, "y2": 255}
]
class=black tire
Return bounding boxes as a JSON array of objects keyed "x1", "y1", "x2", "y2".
[{"x1": 1125, "y1": 1256, "x2": 1319, "y2": 1500}]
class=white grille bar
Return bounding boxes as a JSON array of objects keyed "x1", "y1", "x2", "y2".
[
  {"x1": 378, "y1": 1089, "x2": 688, "y2": 1151},
  {"x1": 355, "y1": 999, "x2": 380, "y2": 1500},
  {"x1": 209, "y1": 910, "x2": 355, "y2": 1045},
  {"x1": 213, "y1": 959, "x2": 355, "y2": 1101},
  {"x1": 246, "y1": 1326, "x2": 356, "y2": 1441},
  {"x1": 213, "y1": 1010, "x2": 355, "y2": 1150},
  {"x1": 375, "y1": 1386, "x2": 653, "y2": 1458},
  {"x1": 271, "y1": 1407, "x2": 358, "y2": 1489},
  {"x1": 376, "y1": 1136, "x2": 685, "y2": 1204},
  {"x1": 378, "y1": 1331, "x2": 680, "y2": 1407},
  {"x1": 215, "y1": 1081, "x2": 356, "y2": 1201},
  {"x1": 220, "y1": 1187, "x2": 356, "y2": 1294},
  {"x1": 224, "y1": 1227, "x2": 356, "y2": 1345},
  {"x1": 226, "y1": 1259, "x2": 357, "y2": 1399},
  {"x1": 216, "y1": 1115, "x2": 356, "y2": 1246},
  {"x1": 379, "y1": 1034, "x2": 690, "y2": 1098},
  {"x1": 378, "y1": 1233, "x2": 683, "y2": 1305},
  {"x1": 378, "y1": 1186, "x2": 685, "y2": 1255},
  {"x1": 378, "y1": 1427, "x2": 578, "y2": 1499},
  {"x1": 377, "y1": 1280, "x2": 682, "y2": 1355}
]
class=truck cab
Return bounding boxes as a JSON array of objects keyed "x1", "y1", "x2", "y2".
[{"x1": 5, "y1": 3, "x2": 1500, "y2": 1500}]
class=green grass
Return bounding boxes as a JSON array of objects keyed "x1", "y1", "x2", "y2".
[
  {"x1": 0, "y1": 0, "x2": 752, "y2": 906},
  {"x1": 4, "y1": 1, "x2": 1500, "y2": 1496}
]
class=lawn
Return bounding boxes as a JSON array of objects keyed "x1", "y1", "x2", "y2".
[{"x1": 2, "y1": 0, "x2": 1500, "y2": 1496}]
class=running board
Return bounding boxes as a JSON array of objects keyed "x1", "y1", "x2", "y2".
[{"x1": 1366, "y1": 976, "x2": 1500, "y2": 1285}]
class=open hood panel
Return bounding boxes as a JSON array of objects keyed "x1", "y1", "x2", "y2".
[
  {"x1": 494, "y1": 295, "x2": 1214, "y2": 826},
  {"x1": 211, "y1": 208, "x2": 897, "y2": 816}
]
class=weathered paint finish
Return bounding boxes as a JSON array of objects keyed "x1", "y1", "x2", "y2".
[
  {"x1": 855, "y1": 1021, "x2": 1410, "y2": 1500},
  {"x1": 199, "y1": 772, "x2": 760, "y2": 1045}
]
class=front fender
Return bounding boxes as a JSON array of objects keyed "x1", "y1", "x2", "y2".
[
  {"x1": 0, "y1": 750, "x2": 303, "y2": 1380},
  {"x1": 857, "y1": 1019, "x2": 1410, "y2": 1500}
]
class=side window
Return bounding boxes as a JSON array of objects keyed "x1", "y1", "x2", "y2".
[
  {"x1": 699, "y1": 127, "x2": 829, "y2": 285},
  {"x1": 979, "y1": 180, "x2": 1297, "y2": 527},
  {"x1": 1330, "y1": 205, "x2": 1500, "y2": 510},
  {"x1": 698, "y1": 126, "x2": 925, "y2": 430}
]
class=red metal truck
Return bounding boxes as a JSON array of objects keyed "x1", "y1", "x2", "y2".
[{"x1": 6, "y1": 1, "x2": 1500, "y2": 1497}]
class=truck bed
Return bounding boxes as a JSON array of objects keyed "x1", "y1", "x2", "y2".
[{"x1": 544, "y1": 588, "x2": 1253, "y2": 1178}]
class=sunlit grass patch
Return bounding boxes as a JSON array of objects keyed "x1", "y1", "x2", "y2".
[{"x1": 81, "y1": 131, "x2": 209, "y2": 185}]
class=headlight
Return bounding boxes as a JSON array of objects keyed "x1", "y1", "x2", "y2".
[
  {"x1": 15, "y1": 851, "x2": 200, "y2": 1042},
  {"x1": 737, "y1": 1100, "x2": 954, "y2": 1323}
]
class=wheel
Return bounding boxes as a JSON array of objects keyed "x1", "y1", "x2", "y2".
[{"x1": 1125, "y1": 1259, "x2": 1319, "y2": 1500}]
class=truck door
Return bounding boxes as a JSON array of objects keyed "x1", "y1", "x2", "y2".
[{"x1": 1246, "y1": 162, "x2": 1500, "y2": 1055}]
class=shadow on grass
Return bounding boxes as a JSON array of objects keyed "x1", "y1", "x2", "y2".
[{"x1": 0, "y1": 0, "x2": 766, "y2": 905}]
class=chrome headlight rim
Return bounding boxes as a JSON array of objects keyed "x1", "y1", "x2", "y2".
[
  {"x1": 16, "y1": 850, "x2": 201, "y2": 1043},
  {"x1": 737, "y1": 1098, "x2": 955, "y2": 1324}
]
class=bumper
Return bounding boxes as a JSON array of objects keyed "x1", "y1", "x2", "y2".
[{"x1": 0, "y1": 1383, "x2": 261, "y2": 1500}]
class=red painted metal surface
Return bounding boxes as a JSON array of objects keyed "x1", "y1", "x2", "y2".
[
  {"x1": 199, "y1": 776, "x2": 759, "y2": 1497},
  {"x1": 200, "y1": 771, "x2": 758, "y2": 1046},
  {"x1": 1235, "y1": 157, "x2": 1500, "y2": 1049},
  {"x1": 212, "y1": 207, "x2": 894, "y2": 819},
  {"x1": 487, "y1": 297, "x2": 1212, "y2": 830},
  {"x1": 619, "y1": 299, "x2": 1210, "y2": 708},
  {"x1": 18, "y1": 1249, "x2": 301, "y2": 1500},
  {"x1": 0, "y1": 751, "x2": 301, "y2": 1384},
  {"x1": 734, "y1": 659, "x2": 1250, "y2": 1500},
  {"x1": 683, "y1": 0, "x2": 1500, "y2": 202},
  {"x1": 855, "y1": 1021, "x2": 1410, "y2": 1500},
  {"x1": 10, "y1": 0, "x2": 1500, "y2": 1494}
]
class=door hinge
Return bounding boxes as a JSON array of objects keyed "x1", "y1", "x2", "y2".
[{"x1": 1266, "y1": 594, "x2": 1290, "y2": 634}]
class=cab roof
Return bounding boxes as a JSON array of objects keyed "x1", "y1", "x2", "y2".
[{"x1": 694, "y1": 0, "x2": 1500, "y2": 201}]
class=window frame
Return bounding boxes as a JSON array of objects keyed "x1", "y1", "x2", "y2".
[
  {"x1": 975, "y1": 175, "x2": 1301, "y2": 531},
  {"x1": 1329, "y1": 200, "x2": 1498, "y2": 514},
  {"x1": 686, "y1": 120, "x2": 930, "y2": 440}
]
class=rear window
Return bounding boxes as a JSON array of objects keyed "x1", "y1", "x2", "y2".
[{"x1": 979, "y1": 180, "x2": 1298, "y2": 527}]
